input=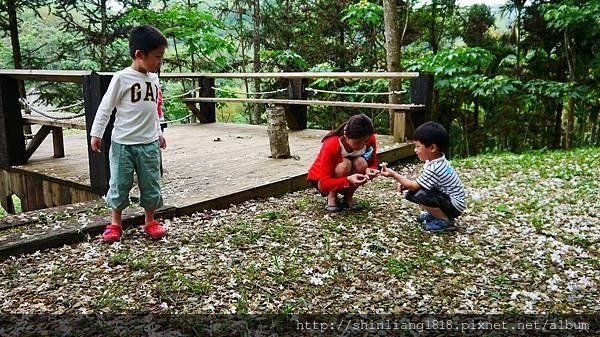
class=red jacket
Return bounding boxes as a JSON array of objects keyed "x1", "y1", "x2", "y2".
[{"x1": 307, "y1": 134, "x2": 378, "y2": 193}]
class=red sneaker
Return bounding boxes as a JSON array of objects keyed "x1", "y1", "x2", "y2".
[
  {"x1": 102, "y1": 224, "x2": 122, "y2": 243},
  {"x1": 143, "y1": 220, "x2": 168, "y2": 239}
]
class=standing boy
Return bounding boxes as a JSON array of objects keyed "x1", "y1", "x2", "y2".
[
  {"x1": 90, "y1": 25, "x2": 168, "y2": 242},
  {"x1": 381, "y1": 122, "x2": 465, "y2": 232}
]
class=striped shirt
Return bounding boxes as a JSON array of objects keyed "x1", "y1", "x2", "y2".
[{"x1": 416, "y1": 155, "x2": 466, "y2": 212}]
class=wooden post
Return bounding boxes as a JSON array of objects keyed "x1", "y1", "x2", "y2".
[
  {"x1": 51, "y1": 127, "x2": 64, "y2": 158},
  {"x1": 83, "y1": 73, "x2": 113, "y2": 195},
  {"x1": 409, "y1": 72, "x2": 434, "y2": 135},
  {"x1": 0, "y1": 75, "x2": 26, "y2": 168},
  {"x1": 391, "y1": 109, "x2": 407, "y2": 143},
  {"x1": 199, "y1": 77, "x2": 216, "y2": 123},
  {"x1": 286, "y1": 78, "x2": 307, "y2": 130}
]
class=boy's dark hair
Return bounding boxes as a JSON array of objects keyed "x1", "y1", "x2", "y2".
[
  {"x1": 323, "y1": 113, "x2": 374, "y2": 141},
  {"x1": 414, "y1": 121, "x2": 449, "y2": 154},
  {"x1": 129, "y1": 25, "x2": 168, "y2": 58}
]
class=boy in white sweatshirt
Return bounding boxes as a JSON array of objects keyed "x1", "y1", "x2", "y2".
[{"x1": 90, "y1": 25, "x2": 168, "y2": 243}]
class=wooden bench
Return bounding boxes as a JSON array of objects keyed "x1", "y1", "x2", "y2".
[{"x1": 21, "y1": 115, "x2": 86, "y2": 160}]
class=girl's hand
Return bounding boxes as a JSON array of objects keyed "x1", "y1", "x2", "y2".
[
  {"x1": 365, "y1": 168, "x2": 380, "y2": 180},
  {"x1": 348, "y1": 173, "x2": 368, "y2": 186}
]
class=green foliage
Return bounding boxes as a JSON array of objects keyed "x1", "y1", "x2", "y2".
[
  {"x1": 122, "y1": 4, "x2": 235, "y2": 72},
  {"x1": 342, "y1": 0, "x2": 383, "y2": 27}
]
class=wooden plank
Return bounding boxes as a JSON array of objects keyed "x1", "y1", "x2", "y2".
[
  {"x1": 42, "y1": 180, "x2": 54, "y2": 208},
  {"x1": 0, "y1": 69, "x2": 90, "y2": 82},
  {"x1": 184, "y1": 97, "x2": 424, "y2": 110},
  {"x1": 24, "y1": 125, "x2": 52, "y2": 161},
  {"x1": 0, "y1": 69, "x2": 421, "y2": 81},
  {"x1": 25, "y1": 174, "x2": 45, "y2": 211},
  {"x1": 160, "y1": 71, "x2": 420, "y2": 79},
  {"x1": 22, "y1": 115, "x2": 86, "y2": 130}
]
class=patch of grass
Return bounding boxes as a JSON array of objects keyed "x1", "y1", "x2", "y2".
[
  {"x1": 5, "y1": 264, "x2": 19, "y2": 280},
  {"x1": 495, "y1": 204, "x2": 513, "y2": 215},
  {"x1": 569, "y1": 234, "x2": 592, "y2": 248},
  {"x1": 236, "y1": 292, "x2": 248, "y2": 314},
  {"x1": 94, "y1": 284, "x2": 128, "y2": 309},
  {"x1": 493, "y1": 274, "x2": 510, "y2": 285},
  {"x1": 202, "y1": 232, "x2": 224, "y2": 244},
  {"x1": 244, "y1": 264, "x2": 259, "y2": 282},
  {"x1": 386, "y1": 257, "x2": 425, "y2": 279},
  {"x1": 530, "y1": 215, "x2": 545, "y2": 231},
  {"x1": 488, "y1": 291, "x2": 506, "y2": 299},
  {"x1": 294, "y1": 197, "x2": 310, "y2": 211},
  {"x1": 260, "y1": 210, "x2": 280, "y2": 220},
  {"x1": 227, "y1": 220, "x2": 264, "y2": 246},
  {"x1": 130, "y1": 256, "x2": 152, "y2": 271},
  {"x1": 109, "y1": 251, "x2": 130, "y2": 266},
  {"x1": 12, "y1": 195, "x2": 22, "y2": 213},
  {"x1": 280, "y1": 300, "x2": 298, "y2": 314},
  {"x1": 51, "y1": 265, "x2": 83, "y2": 281},
  {"x1": 269, "y1": 223, "x2": 288, "y2": 242}
]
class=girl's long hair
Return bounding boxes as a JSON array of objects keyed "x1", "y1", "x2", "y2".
[{"x1": 322, "y1": 113, "x2": 374, "y2": 142}]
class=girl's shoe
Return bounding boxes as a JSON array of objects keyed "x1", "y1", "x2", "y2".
[
  {"x1": 102, "y1": 224, "x2": 123, "y2": 243},
  {"x1": 143, "y1": 220, "x2": 168, "y2": 239},
  {"x1": 340, "y1": 202, "x2": 364, "y2": 211},
  {"x1": 423, "y1": 218, "x2": 457, "y2": 232},
  {"x1": 416, "y1": 212, "x2": 434, "y2": 223},
  {"x1": 325, "y1": 204, "x2": 340, "y2": 212}
]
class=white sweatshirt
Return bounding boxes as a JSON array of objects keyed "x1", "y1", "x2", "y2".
[{"x1": 90, "y1": 67, "x2": 162, "y2": 145}]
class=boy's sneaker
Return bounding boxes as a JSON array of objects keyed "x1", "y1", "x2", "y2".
[
  {"x1": 423, "y1": 218, "x2": 457, "y2": 232},
  {"x1": 102, "y1": 224, "x2": 123, "y2": 243},
  {"x1": 416, "y1": 212, "x2": 434, "y2": 223},
  {"x1": 143, "y1": 220, "x2": 168, "y2": 239}
]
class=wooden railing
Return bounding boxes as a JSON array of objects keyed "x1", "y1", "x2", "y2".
[{"x1": 0, "y1": 69, "x2": 433, "y2": 195}]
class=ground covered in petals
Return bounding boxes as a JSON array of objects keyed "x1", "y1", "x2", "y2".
[{"x1": 1, "y1": 148, "x2": 598, "y2": 316}]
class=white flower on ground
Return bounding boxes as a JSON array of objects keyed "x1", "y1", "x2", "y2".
[
  {"x1": 551, "y1": 251, "x2": 563, "y2": 266},
  {"x1": 404, "y1": 280, "x2": 417, "y2": 297},
  {"x1": 309, "y1": 276, "x2": 323, "y2": 286}
]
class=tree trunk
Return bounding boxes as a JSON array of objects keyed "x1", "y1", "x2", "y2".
[
  {"x1": 565, "y1": 97, "x2": 574, "y2": 150},
  {"x1": 552, "y1": 102, "x2": 562, "y2": 149},
  {"x1": 383, "y1": 0, "x2": 402, "y2": 139},
  {"x1": 252, "y1": 0, "x2": 263, "y2": 124},
  {"x1": 266, "y1": 106, "x2": 290, "y2": 159},
  {"x1": 471, "y1": 97, "x2": 480, "y2": 154},
  {"x1": 7, "y1": 0, "x2": 25, "y2": 99}
]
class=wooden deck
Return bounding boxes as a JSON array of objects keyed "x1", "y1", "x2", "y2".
[{"x1": 14, "y1": 122, "x2": 414, "y2": 214}]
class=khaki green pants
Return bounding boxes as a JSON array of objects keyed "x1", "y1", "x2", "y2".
[{"x1": 105, "y1": 141, "x2": 163, "y2": 211}]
